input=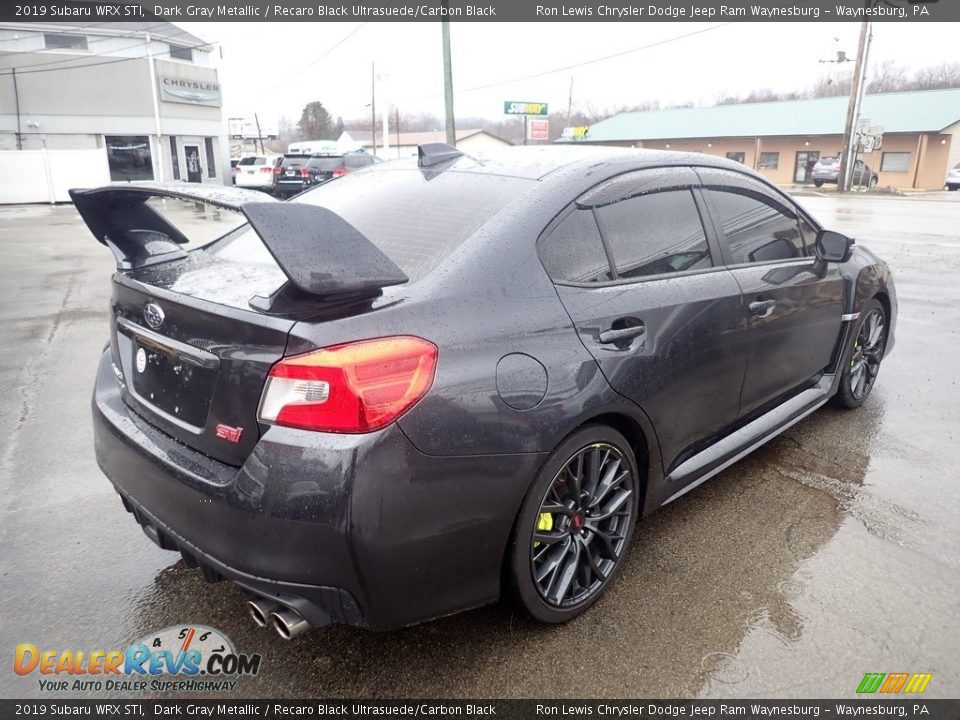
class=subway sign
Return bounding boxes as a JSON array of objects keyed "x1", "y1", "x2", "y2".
[{"x1": 504, "y1": 101, "x2": 549, "y2": 116}]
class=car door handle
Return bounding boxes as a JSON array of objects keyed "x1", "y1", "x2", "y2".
[
  {"x1": 599, "y1": 325, "x2": 646, "y2": 344},
  {"x1": 748, "y1": 299, "x2": 777, "y2": 316}
]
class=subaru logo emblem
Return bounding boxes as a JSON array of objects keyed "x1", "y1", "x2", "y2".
[{"x1": 143, "y1": 303, "x2": 165, "y2": 330}]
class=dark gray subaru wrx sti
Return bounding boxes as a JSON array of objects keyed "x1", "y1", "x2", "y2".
[{"x1": 78, "y1": 145, "x2": 896, "y2": 637}]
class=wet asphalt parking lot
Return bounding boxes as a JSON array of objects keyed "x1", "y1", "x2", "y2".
[{"x1": 0, "y1": 191, "x2": 958, "y2": 699}]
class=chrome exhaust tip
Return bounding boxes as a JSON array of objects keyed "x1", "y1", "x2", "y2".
[
  {"x1": 247, "y1": 598, "x2": 279, "y2": 628},
  {"x1": 270, "y1": 608, "x2": 311, "y2": 640}
]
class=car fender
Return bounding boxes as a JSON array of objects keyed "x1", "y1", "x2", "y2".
[{"x1": 838, "y1": 245, "x2": 898, "y2": 361}]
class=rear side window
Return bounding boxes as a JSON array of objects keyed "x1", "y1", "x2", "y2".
[
  {"x1": 307, "y1": 157, "x2": 343, "y2": 171},
  {"x1": 595, "y1": 190, "x2": 712, "y2": 280},
  {"x1": 280, "y1": 155, "x2": 311, "y2": 169},
  {"x1": 212, "y1": 170, "x2": 534, "y2": 283},
  {"x1": 539, "y1": 209, "x2": 611, "y2": 284},
  {"x1": 704, "y1": 189, "x2": 805, "y2": 264},
  {"x1": 344, "y1": 154, "x2": 375, "y2": 170}
]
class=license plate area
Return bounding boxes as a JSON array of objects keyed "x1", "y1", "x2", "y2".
[{"x1": 117, "y1": 317, "x2": 219, "y2": 432}]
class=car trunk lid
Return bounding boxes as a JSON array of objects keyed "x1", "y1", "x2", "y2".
[
  {"x1": 71, "y1": 182, "x2": 408, "y2": 466},
  {"x1": 109, "y1": 273, "x2": 293, "y2": 465}
]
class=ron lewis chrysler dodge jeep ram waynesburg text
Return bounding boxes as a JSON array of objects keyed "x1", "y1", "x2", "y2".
[{"x1": 78, "y1": 145, "x2": 896, "y2": 637}]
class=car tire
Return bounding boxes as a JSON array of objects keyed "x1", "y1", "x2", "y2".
[
  {"x1": 814, "y1": 181, "x2": 824, "y2": 187},
  {"x1": 870, "y1": 176, "x2": 879, "y2": 189},
  {"x1": 832, "y1": 298, "x2": 887, "y2": 410},
  {"x1": 506, "y1": 424, "x2": 640, "y2": 623}
]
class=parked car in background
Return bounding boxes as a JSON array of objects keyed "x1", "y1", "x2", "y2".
[
  {"x1": 336, "y1": 152, "x2": 382, "y2": 177},
  {"x1": 76, "y1": 146, "x2": 897, "y2": 636},
  {"x1": 812, "y1": 157, "x2": 879, "y2": 188},
  {"x1": 235, "y1": 155, "x2": 282, "y2": 191},
  {"x1": 272, "y1": 154, "x2": 314, "y2": 197},
  {"x1": 946, "y1": 163, "x2": 960, "y2": 191},
  {"x1": 230, "y1": 159, "x2": 240, "y2": 185},
  {"x1": 274, "y1": 153, "x2": 382, "y2": 197},
  {"x1": 304, "y1": 152, "x2": 382, "y2": 184}
]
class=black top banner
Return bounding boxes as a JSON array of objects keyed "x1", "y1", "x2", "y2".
[
  {"x1": 2, "y1": 700, "x2": 960, "y2": 720},
  {"x1": 0, "y1": 0, "x2": 955, "y2": 23}
]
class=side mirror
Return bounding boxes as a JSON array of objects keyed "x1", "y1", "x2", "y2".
[{"x1": 815, "y1": 230, "x2": 854, "y2": 263}]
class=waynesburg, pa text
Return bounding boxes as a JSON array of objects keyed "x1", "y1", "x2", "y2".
[{"x1": 535, "y1": 3, "x2": 922, "y2": 18}]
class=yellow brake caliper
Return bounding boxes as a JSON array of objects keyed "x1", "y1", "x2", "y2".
[{"x1": 534, "y1": 511, "x2": 554, "y2": 547}]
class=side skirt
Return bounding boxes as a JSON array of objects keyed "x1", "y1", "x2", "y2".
[{"x1": 661, "y1": 374, "x2": 834, "y2": 506}]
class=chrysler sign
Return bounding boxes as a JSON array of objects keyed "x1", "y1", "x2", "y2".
[{"x1": 159, "y1": 76, "x2": 222, "y2": 107}]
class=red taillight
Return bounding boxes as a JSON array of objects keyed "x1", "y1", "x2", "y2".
[
  {"x1": 300, "y1": 167, "x2": 310, "y2": 178},
  {"x1": 273, "y1": 165, "x2": 283, "y2": 175},
  {"x1": 258, "y1": 336, "x2": 438, "y2": 433},
  {"x1": 332, "y1": 168, "x2": 347, "y2": 178}
]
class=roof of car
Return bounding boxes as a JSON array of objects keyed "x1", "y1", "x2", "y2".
[{"x1": 375, "y1": 145, "x2": 753, "y2": 182}]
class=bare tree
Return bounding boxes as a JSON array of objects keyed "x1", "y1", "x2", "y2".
[
  {"x1": 913, "y1": 62, "x2": 960, "y2": 91},
  {"x1": 867, "y1": 61, "x2": 909, "y2": 93},
  {"x1": 810, "y1": 70, "x2": 853, "y2": 98},
  {"x1": 277, "y1": 116, "x2": 301, "y2": 146}
]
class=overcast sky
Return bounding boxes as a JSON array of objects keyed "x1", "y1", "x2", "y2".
[{"x1": 180, "y1": 21, "x2": 958, "y2": 128}]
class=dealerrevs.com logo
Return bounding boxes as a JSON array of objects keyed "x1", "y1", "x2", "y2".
[{"x1": 13, "y1": 625, "x2": 262, "y2": 693}]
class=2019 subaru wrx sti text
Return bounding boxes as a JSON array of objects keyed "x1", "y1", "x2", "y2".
[{"x1": 78, "y1": 145, "x2": 896, "y2": 636}]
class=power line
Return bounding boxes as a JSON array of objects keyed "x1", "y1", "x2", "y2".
[
  {"x1": 396, "y1": 23, "x2": 735, "y2": 104},
  {"x1": 262, "y1": 23, "x2": 368, "y2": 96}
]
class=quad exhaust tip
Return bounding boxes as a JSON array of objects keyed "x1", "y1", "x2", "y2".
[
  {"x1": 247, "y1": 598, "x2": 279, "y2": 628},
  {"x1": 270, "y1": 608, "x2": 311, "y2": 640}
]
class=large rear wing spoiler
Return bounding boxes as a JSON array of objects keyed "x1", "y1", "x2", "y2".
[{"x1": 69, "y1": 182, "x2": 407, "y2": 299}]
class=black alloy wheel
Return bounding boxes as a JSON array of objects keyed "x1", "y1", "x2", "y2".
[
  {"x1": 834, "y1": 299, "x2": 887, "y2": 408},
  {"x1": 508, "y1": 426, "x2": 639, "y2": 623}
]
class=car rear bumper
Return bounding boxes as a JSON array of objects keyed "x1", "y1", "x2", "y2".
[
  {"x1": 92, "y1": 348, "x2": 545, "y2": 630},
  {"x1": 274, "y1": 179, "x2": 310, "y2": 195},
  {"x1": 235, "y1": 175, "x2": 274, "y2": 189}
]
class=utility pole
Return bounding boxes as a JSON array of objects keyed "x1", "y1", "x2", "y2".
[
  {"x1": 12, "y1": 67, "x2": 22, "y2": 150},
  {"x1": 566, "y1": 76, "x2": 574, "y2": 127},
  {"x1": 395, "y1": 106, "x2": 400, "y2": 159},
  {"x1": 370, "y1": 62, "x2": 377, "y2": 156},
  {"x1": 380, "y1": 69, "x2": 390, "y2": 154},
  {"x1": 441, "y1": 19, "x2": 456, "y2": 146},
  {"x1": 382, "y1": 103, "x2": 390, "y2": 154},
  {"x1": 254, "y1": 113, "x2": 265, "y2": 155},
  {"x1": 840, "y1": 20, "x2": 870, "y2": 193}
]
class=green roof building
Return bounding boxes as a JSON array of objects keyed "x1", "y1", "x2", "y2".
[{"x1": 569, "y1": 89, "x2": 960, "y2": 190}]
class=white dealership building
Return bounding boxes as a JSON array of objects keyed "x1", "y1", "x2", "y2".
[{"x1": 0, "y1": 21, "x2": 227, "y2": 203}]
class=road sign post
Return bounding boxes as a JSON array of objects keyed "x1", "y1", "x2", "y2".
[{"x1": 504, "y1": 102, "x2": 549, "y2": 146}]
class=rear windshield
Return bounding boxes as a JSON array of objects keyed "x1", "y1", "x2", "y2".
[
  {"x1": 210, "y1": 169, "x2": 534, "y2": 283},
  {"x1": 818, "y1": 158, "x2": 839, "y2": 166},
  {"x1": 237, "y1": 157, "x2": 256, "y2": 166},
  {"x1": 280, "y1": 155, "x2": 311, "y2": 168},
  {"x1": 307, "y1": 156, "x2": 343, "y2": 171},
  {"x1": 344, "y1": 154, "x2": 374, "y2": 169}
]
